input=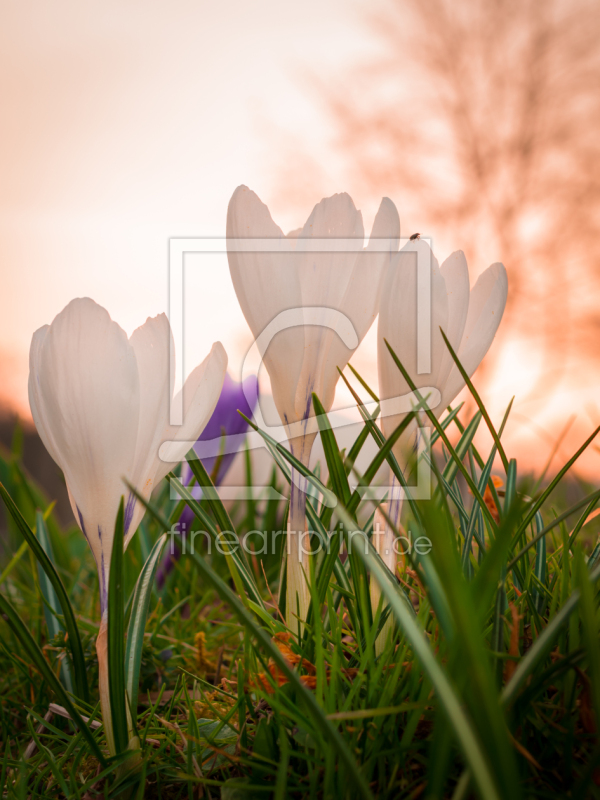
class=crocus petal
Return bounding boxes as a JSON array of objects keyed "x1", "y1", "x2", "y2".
[
  {"x1": 192, "y1": 372, "x2": 259, "y2": 481},
  {"x1": 228, "y1": 185, "x2": 400, "y2": 450},
  {"x1": 28, "y1": 325, "x2": 62, "y2": 468},
  {"x1": 123, "y1": 313, "x2": 175, "y2": 544},
  {"x1": 436, "y1": 250, "x2": 471, "y2": 391},
  {"x1": 440, "y1": 262, "x2": 508, "y2": 409},
  {"x1": 378, "y1": 239, "x2": 448, "y2": 437},
  {"x1": 227, "y1": 185, "x2": 304, "y2": 432},
  {"x1": 29, "y1": 298, "x2": 140, "y2": 590},
  {"x1": 294, "y1": 194, "x2": 363, "y2": 415},
  {"x1": 315, "y1": 197, "x2": 400, "y2": 412},
  {"x1": 158, "y1": 341, "x2": 228, "y2": 482}
]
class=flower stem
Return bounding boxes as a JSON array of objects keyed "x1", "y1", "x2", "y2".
[
  {"x1": 287, "y1": 466, "x2": 310, "y2": 636},
  {"x1": 286, "y1": 433, "x2": 316, "y2": 637},
  {"x1": 96, "y1": 613, "x2": 116, "y2": 756},
  {"x1": 370, "y1": 472, "x2": 403, "y2": 656}
]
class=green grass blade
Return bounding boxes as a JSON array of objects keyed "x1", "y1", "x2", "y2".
[
  {"x1": 334, "y1": 505, "x2": 504, "y2": 800},
  {"x1": 35, "y1": 512, "x2": 74, "y2": 694},
  {"x1": 166, "y1": 472, "x2": 263, "y2": 611},
  {"x1": 509, "y1": 424, "x2": 600, "y2": 546},
  {"x1": 125, "y1": 533, "x2": 167, "y2": 715},
  {"x1": 502, "y1": 559, "x2": 600, "y2": 706},
  {"x1": 574, "y1": 548, "x2": 600, "y2": 727},
  {"x1": 0, "y1": 541, "x2": 28, "y2": 585},
  {"x1": 439, "y1": 327, "x2": 510, "y2": 472},
  {"x1": 189, "y1": 549, "x2": 375, "y2": 800},
  {"x1": 312, "y1": 392, "x2": 351, "y2": 506},
  {"x1": 440, "y1": 411, "x2": 482, "y2": 487},
  {"x1": 185, "y1": 451, "x2": 239, "y2": 542},
  {"x1": 383, "y1": 340, "x2": 498, "y2": 533},
  {"x1": 507, "y1": 489, "x2": 600, "y2": 569},
  {"x1": 533, "y1": 512, "x2": 547, "y2": 613},
  {"x1": 238, "y1": 412, "x2": 337, "y2": 509},
  {"x1": 0, "y1": 481, "x2": 89, "y2": 702},
  {"x1": 108, "y1": 497, "x2": 129, "y2": 754},
  {"x1": 0, "y1": 591, "x2": 106, "y2": 764}
]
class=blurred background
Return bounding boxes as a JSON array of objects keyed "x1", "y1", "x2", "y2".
[{"x1": 1, "y1": 0, "x2": 600, "y2": 507}]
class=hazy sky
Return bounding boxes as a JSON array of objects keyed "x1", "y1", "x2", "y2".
[
  {"x1": 1, "y1": 1, "x2": 597, "y2": 476},
  {"x1": 0, "y1": 0, "x2": 375, "y2": 407}
]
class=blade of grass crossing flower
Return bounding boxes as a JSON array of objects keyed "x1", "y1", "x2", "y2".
[
  {"x1": 383, "y1": 341, "x2": 498, "y2": 533},
  {"x1": 245, "y1": 433, "x2": 351, "y2": 603},
  {"x1": 189, "y1": 550, "x2": 375, "y2": 800},
  {"x1": 344, "y1": 405, "x2": 380, "y2": 479},
  {"x1": 35, "y1": 512, "x2": 74, "y2": 694},
  {"x1": 346, "y1": 362, "x2": 379, "y2": 402},
  {"x1": 166, "y1": 472, "x2": 263, "y2": 611},
  {"x1": 312, "y1": 393, "x2": 351, "y2": 506},
  {"x1": 125, "y1": 534, "x2": 167, "y2": 716},
  {"x1": 238, "y1": 413, "x2": 337, "y2": 509},
  {"x1": 186, "y1": 452, "x2": 238, "y2": 547},
  {"x1": 108, "y1": 497, "x2": 129, "y2": 755},
  {"x1": 432, "y1": 403, "x2": 466, "y2": 445},
  {"x1": 439, "y1": 328, "x2": 510, "y2": 472},
  {"x1": 307, "y1": 396, "x2": 370, "y2": 634},
  {"x1": 334, "y1": 506, "x2": 505, "y2": 800},
  {"x1": 0, "y1": 591, "x2": 105, "y2": 764},
  {"x1": 0, "y1": 481, "x2": 89, "y2": 702}
]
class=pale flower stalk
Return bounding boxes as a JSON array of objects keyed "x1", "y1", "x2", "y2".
[
  {"x1": 28, "y1": 298, "x2": 227, "y2": 754},
  {"x1": 371, "y1": 239, "x2": 508, "y2": 654},
  {"x1": 227, "y1": 185, "x2": 399, "y2": 631}
]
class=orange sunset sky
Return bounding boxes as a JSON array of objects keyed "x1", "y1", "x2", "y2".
[{"x1": 1, "y1": 0, "x2": 599, "y2": 478}]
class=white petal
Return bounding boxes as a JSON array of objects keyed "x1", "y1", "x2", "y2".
[
  {"x1": 227, "y1": 185, "x2": 305, "y2": 429},
  {"x1": 29, "y1": 324, "x2": 62, "y2": 466},
  {"x1": 157, "y1": 341, "x2": 228, "y2": 482},
  {"x1": 123, "y1": 313, "x2": 175, "y2": 544},
  {"x1": 315, "y1": 197, "x2": 400, "y2": 412},
  {"x1": 378, "y1": 239, "x2": 448, "y2": 438},
  {"x1": 436, "y1": 250, "x2": 471, "y2": 391},
  {"x1": 30, "y1": 298, "x2": 140, "y2": 588},
  {"x1": 294, "y1": 193, "x2": 364, "y2": 416},
  {"x1": 440, "y1": 262, "x2": 508, "y2": 408}
]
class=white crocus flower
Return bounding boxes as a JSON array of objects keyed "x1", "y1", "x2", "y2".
[
  {"x1": 227, "y1": 185, "x2": 400, "y2": 630},
  {"x1": 372, "y1": 239, "x2": 508, "y2": 653},
  {"x1": 28, "y1": 297, "x2": 227, "y2": 754}
]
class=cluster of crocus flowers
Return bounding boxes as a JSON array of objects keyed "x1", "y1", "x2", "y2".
[
  {"x1": 227, "y1": 185, "x2": 400, "y2": 630},
  {"x1": 26, "y1": 186, "x2": 509, "y2": 752},
  {"x1": 227, "y1": 191, "x2": 508, "y2": 642},
  {"x1": 28, "y1": 298, "x2": 227, "y2": 755}
]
